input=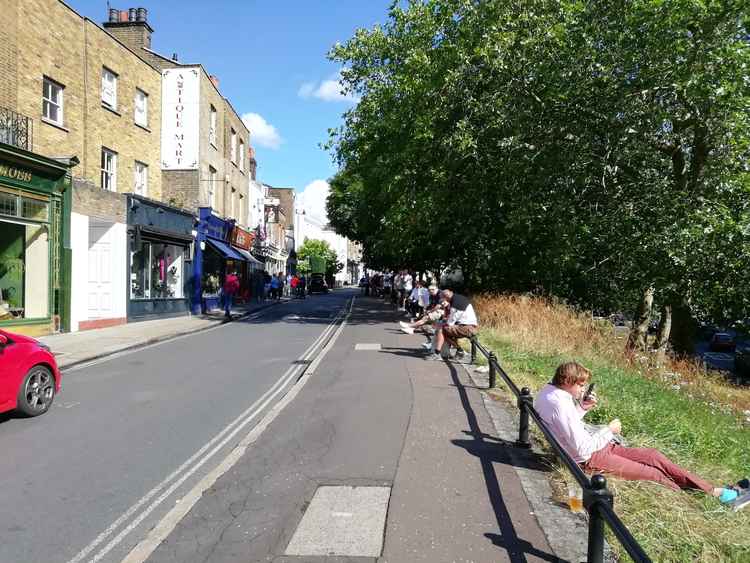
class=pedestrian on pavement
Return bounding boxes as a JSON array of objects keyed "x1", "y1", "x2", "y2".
[
  {"x1": 426, "y1": 288, "x2": 478, "y2": 360},
  {"x1": 270, "y1": 273, "x2": 281, "y2": 300},
  {"x1": 290, "y1": 274, "x2": 299, "y2": 298},
  {"x1": 536, "y1": 361, "x2": 743, "y2": 503},
  {"x1": 223, "y1": 270, "x2": 240, "y2": 318},
  {"x1": 286, "y1": 273, "x2": 293, "y2": 297},
  {"x1": 401, "y1": 271, "x2": 413, "y2": 311},
  {"x1": 299, "y1": 275, "x2": 307, "y2": 299}
]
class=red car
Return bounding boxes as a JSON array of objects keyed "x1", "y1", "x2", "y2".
[{"x1": 0, "y1": 329, "x2": 61, "y2": 416}]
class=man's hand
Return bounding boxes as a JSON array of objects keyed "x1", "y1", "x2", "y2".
[
  {"x1": 608, "y1": 418, "x2": 622, "y2": 434},
  {"x1": 581, "y1": 393, "x2": 598, "y2": 411}
]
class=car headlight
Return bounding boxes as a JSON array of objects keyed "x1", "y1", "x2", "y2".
[{"x1": 37, "y1": 342, "x2": 51, "y2": 353}]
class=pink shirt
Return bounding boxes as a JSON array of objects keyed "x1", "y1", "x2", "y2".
[{"x1": 534, "y1": 384, "x2": 613, "y2": 463}]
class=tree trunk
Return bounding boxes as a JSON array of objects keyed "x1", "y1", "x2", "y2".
[
  {"x1": 627, "y1": 286, "x2": 654, "y2": 352},
  {"x1": 652, "y1": 303, "x2": 672, "y2": 367}
]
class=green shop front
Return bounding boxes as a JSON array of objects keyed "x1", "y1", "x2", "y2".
[{"x1": 0, "y1": 144, "x2": 74, "y2": 336}]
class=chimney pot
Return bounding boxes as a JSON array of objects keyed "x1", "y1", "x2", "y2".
[
  {"x1": 108, "y1": 8, "x2": 119, "y2": 22},
  {"x1": 119, "y1": 10, "x2": 129, "y2": 22},
  {"x1": 136, "y1": 7, "x2": 147, "y2": 22},
  {"x1": 128, "y1": 8, "x2": 137, "y2": 21}
]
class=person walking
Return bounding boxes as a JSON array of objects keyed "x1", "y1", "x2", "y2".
[
  {"x1": 270, "y1": 273, "x2": 281, "y2": 300},
  {"x1": 223, "y1": 270, "x2": 240, "y2": 319}
]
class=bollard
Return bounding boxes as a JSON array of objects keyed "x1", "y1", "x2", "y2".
[
  {"x1": 584, "y1": 474, "x2": 614, "y2": 563},
  {"x1": 470, "y1": 337, "x2": 477, "y2": 365},
  {"x1": 515, "y1": 387, "x2": 532, "y2": 448},
  {"x1": 488, "y1": 352, "x2": 497, "y2": 388}
]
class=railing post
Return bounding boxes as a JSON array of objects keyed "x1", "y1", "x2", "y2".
[
  {"x1": 488, "y1": 352, "x2": 497, "y2": 388},
  {"x1": 515, "y1": 387, "x2": 532, "y2": 448},
  {"x1": 584, "y1": 474, "x2": 614, "y2": 563},
  {"x1": 470, "y1": 337, "x2": 477, "y2": 365}
]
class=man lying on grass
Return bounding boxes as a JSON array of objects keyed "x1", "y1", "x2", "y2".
[{"x1": 535, "y1": 361, "x2": 743, "y2": 505}]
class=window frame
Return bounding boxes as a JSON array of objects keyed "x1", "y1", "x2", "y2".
[
  {"x1": 208, "y1": 166, "x2": 217, "y2": 208},
  {"x1": 101, "y1": 147, "x2": 118, "y2": 192},
  {"x1": 209, "y1": 105, "x2": 217, "y2": 148},
  {"x1": 134, "y1": 160, "x2": 148, "y2": 196},
  {"x1": 42, "y1": 76, "x2": 64, "y2": 126},
  {"x1": 101, "y1": 67, "x2": 118, "y2": 110},
  {"x1": 134, "y1": 88, "x2": 148, "y2": 127},
  {"x1": 239, "y1": 139, "x2": 245, "y2": 172},
  {"x1": 230, "y1": 128, "x2": 237, "y2": 164}
]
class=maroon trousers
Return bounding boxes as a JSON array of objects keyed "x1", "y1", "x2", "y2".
[{"x1": 584, "y1": 443, "x2": 713, "y2": 493}]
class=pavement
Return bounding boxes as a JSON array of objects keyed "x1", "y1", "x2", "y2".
[
  {"x1": 7, "y1": 291, "x2": 587, "y2": 562},
  {"x1": 39, "y1": 298, "x2": 287, "y2": 369}
]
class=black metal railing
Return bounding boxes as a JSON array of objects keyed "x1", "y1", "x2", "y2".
[
  {"x1": 0, "y1": 106, "x2": 33, "y2": 151},
  {"x1": 469, "y1": 336, "x2": 652, "y2": 563}
]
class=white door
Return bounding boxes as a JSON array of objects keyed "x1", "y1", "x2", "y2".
[{"x1": 88, "y1": 224, "x2": 114, "y2": 319}]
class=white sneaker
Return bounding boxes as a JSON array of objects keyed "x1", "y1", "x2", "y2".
[
  {"x1": 421, "y1": 341, "x2": 432, "y2": 350},
  {"x1": 399, "y1": 321, "x2": 411, "y2": 329},
  {"x1": 400, "y1": 326, "x2": 415, "y2": 335}
]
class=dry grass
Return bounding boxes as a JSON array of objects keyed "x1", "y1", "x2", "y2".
[
  {"x1": 473, "y1": 294, "x2": 750, "y2": 562},
  {"x1": 474, "y1": 293, "x2": 750, "y2": 419}
]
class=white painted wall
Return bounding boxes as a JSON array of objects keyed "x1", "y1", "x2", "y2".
[{"x1": 69, "y1": 213, "x2": 128, "y2": 332}]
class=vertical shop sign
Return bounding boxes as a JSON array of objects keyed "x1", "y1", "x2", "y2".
[{"x1": 161, "y1": 69, "x2": 199, "y2": 169}]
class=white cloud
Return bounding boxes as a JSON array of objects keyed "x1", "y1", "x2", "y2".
[
  {"x1": 241, "y1": 112, "x2": 282, "y2": 150},
  {"x1": 297, "y1": 74, "x2": 358, "y2": 103},
  {"x1": 298, "y1": 179, "x2": 331, "y2": 224}
]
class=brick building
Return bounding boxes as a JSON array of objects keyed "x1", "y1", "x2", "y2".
[{"x1": 1, "y1": 0, "x2": 167, "y2": 332}]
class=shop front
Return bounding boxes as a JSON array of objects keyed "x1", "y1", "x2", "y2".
[
  {"x1": 0, "y1": 144, "x2": 74, "y2": 336},
  {"x1": 127, "y1": 195, "x2": 194, "y2": 321},
  {"x1": 192, "y1": 207, "x2": 249, "y2": 314}
]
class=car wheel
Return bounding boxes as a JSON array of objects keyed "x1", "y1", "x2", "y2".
[{"x1": 16, "y1": 365, "x2": 55, "y2": 416}]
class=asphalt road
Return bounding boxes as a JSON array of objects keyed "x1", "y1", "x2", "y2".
[{"x1": 0, "y1": 290, "x2": 353, "y2": 563}]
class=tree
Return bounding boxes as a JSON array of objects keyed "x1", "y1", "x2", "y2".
[
  {"x1": 326, "y1": 0, "x2": 750, "y2": 349},
  {"x1": 297, "y1": 238, "x2": 344, "y2": 280}
]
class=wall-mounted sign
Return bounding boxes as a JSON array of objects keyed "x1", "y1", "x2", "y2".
[
  {"x1": 230, "y1": 226, "x2": 254, "y2": 250},
  {"x1": 0, "y1": 164, "x2": 33, "y2": 183},
  {"x1": 161, "y1": 68, "x2": 199, "y2": 170}
]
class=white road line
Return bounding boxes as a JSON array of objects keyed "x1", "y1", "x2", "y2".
[
  {"x1": 121, "y1": 299, "x2": 353, "y2": 563},
  {"x1": 66, "y1": 305, "x2": 344, "y2": 563}
]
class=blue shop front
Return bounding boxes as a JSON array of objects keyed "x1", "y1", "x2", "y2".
[
  {"x1": 192, "y1": 207, "x2": 263, "y2": 314},
  {"x1": 127, "y1": 194, "x2": 195, "y2": 321}
]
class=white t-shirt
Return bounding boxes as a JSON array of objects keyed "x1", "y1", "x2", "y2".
[{"x1": 403, "y1": 274, "x2": 413, "y2": 291}]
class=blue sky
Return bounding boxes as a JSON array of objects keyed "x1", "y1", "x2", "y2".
[{"x1": 70, "y1": 0, "x2": 394, "y2": 214}]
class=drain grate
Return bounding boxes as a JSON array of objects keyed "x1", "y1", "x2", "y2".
[{"x1": 285, "y1": 486, "x2": 391, "y2": 557}]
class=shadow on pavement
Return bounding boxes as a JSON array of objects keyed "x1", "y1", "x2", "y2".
[{"x1": 447, "y1": 362, "x2": 563, "y2": 563}]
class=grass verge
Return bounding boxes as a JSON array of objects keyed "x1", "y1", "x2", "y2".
[{"x1": 474, "y1": 295, "x2": 750, "y2": 562}]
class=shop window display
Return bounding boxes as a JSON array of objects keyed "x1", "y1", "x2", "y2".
[
  {"x1": 130, "y1": 241, "x2": 184, "y2": 300},
  {"x1": 0, "y1": 221, "x2": 50, "y2": 321}
]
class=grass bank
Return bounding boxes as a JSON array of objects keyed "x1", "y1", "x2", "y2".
[{"x1": 473, "y1": 295, "x2": 750, "y2": 562}]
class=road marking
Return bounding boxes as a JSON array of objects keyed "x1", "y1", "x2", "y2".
[
  {"x1": 67, "y1": 302, "x2": 347, "y2": 563},
  {"x1": 354, "y1": 343, "x2": 381, "y2": 351},
  {"x1": 121, "y1": 298, "x2": 354, "y2": 563}
]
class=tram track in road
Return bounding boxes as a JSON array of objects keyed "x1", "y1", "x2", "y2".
[{"x1": 66, "y1": 296, "x2": 355, "y2": 563}]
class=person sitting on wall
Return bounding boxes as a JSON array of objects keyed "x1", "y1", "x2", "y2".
[
  {"x1": 426, "y1": 288, "x2": 477, "y2": 361},
  {"x1": 535, "y1": 361, "x2": 742, "y2": 503}
]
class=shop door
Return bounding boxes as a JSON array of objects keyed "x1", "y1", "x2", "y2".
[{"x1": 88, "y1": 223, "x2": 114, "y2": 319}]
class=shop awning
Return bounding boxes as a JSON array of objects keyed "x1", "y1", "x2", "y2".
[
  {"x1": 234, "y1": 247, "x2": 265, "y2": 268},
  {"x1": 205, "y1": 237, "x2": 246, "y2": 261}
]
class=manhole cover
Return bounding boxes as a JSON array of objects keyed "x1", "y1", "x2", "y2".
[
  {"x1": 285, "y1": 486, "x2": 391, "y2": 557},
  {"x1": 354, "y1": 343, "x2": 381, "y2": 351}
]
